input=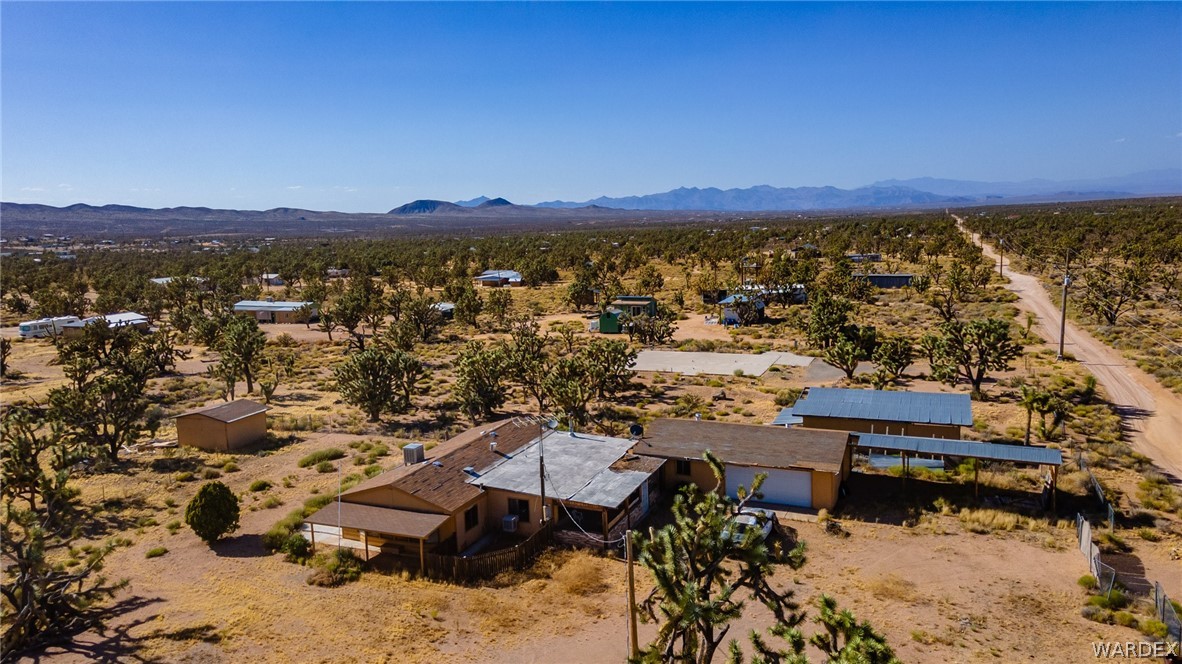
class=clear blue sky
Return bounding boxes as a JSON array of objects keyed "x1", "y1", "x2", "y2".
[{"x1": 3, "y1": 2, "x2": 1180, "y2": 212}]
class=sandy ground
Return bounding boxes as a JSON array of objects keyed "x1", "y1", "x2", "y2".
[{"x1": 962, "y1": 219, "x2": 1182, "y2": 480}]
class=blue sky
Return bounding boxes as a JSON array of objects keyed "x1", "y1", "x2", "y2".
[{"x1": 2, "y1": 2, "x2": 1180, "y2": 212}]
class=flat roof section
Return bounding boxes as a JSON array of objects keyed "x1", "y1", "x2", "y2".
[
  {"x1": 790, "y1": 387, "x2": 973, "y2": 426},
  {"x1": 304, "y1": 502, "x2": 448, "y2": 540}
]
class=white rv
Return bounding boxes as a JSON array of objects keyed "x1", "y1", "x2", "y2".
[{"x1": 18, "y1": 316, "x2": 81, "y2": 339}]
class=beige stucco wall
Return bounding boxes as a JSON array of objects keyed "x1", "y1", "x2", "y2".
[
  {"x1": 485, "y1": 488, "x2": 554, "y2": 538},
  {"x1": 810, "y1": 470, "x2": 840, "y2": 510},
  {"x1": 800, "y1": 416, "x2": 961, "y2": 440},
  {"x1": 660, "y1": 458, "x2": 721, "y2": 493}
]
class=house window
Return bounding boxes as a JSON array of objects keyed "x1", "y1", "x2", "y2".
[
  {"x1": 508, "y1": 498, "x2": 530, "y2": 522},
  {"x1": 675, "y1": 459, "x2": 692, "y2": 476},
  {"x1": 464, "y1": 505, "x2": 479, "y2": 531}
]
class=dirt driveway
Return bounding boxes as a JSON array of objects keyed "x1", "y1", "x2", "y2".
[{"x1": 960, "y1": 218, "x2": 1182, "y2": 479}]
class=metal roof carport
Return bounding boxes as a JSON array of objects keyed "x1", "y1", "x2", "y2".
[{"x1": 853, "y1": 433, "x2": 1063, "y2": 509}]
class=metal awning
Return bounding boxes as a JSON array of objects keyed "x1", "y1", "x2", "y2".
[{"x1": 854, "y1": 433, "x2": 1062, "y2": 467}]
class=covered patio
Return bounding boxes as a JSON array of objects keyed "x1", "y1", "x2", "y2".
[{"x1": 304, "y1": 501, "x2": 448, "y2": 572}]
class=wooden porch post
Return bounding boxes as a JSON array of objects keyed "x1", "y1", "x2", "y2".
[
  {"x1": 309, "y1": 525, "x2": 316, "y2": 549},
  {"x1": 362, "y1": 531, "x2": 369, "y2": 562},
  {"x1": 419, "y1": 538, "x2": 426, "y2": 574},
  {"x1": 601, "y1": 509, "x2": 610, "y2": 551}
]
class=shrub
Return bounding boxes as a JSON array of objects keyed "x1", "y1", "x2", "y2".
[
  {"x1": 281, "y1": 533, "x2": 312, "y2": 563},
  {"x1": 1081, "y1": 606, "x2": 1113, "y2": 624},
  {"x1": 1136, "y1": 527, "x2": 1161, "y2": 541},
  {"x1": 201, "y1": 468, "x2": 221, "y2": 480},
  {"x1": 364, "y1": 464, "x2": 383, "y2": 478},
  {"x1": 773, "y1": 388, "x2": 802, "y2": 408},
  {"x1": 1098, "y1": 532, "x2": 1131, "y2": 554},
  {"x1": 306, "y1": 549, "x2": 363, "y2": 587},
  {"x1": 222, "y1": 461, "x2": 240, "y2": 473},
  {"x1": 175, "y1": 471, "x2": 196, "y2": 482},
  {"x1": 145, "y1": 546, "x2": 168, "y2": 559},
  {"x1": 166, "y1": 519, "x2": 182, "y2": 534},
  {"x1": 316, "y1": 461, "x2": 335, "y2": 473},
  {"x1": 185, "y1": 481, "x2": 240, "y2": 545},
  {"x1": 249, "y1": 479, "x2": 273, "y2": 492},
  {"x1": 298, "y1": 448, "x2": 345, "y2": 468},
  {"x1": 262, "y1": 496, "x2": 283, "y2": 509},
  {"x1": 1139, "y1": 619, "x2": 1169, "y2": 639},
  {"x1": 1113, "y1": 611, "x2": 1138, "y2": 628},
  {"x1": 1077, "y1": 575, "x2": 1098, "y2": 590},
  {"x1": 1087, "y1": 590, "x2": 1129, "y2": 610}
]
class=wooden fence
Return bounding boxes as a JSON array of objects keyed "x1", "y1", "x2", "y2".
[{"x1": 423, "y1": 523, "x2": 553, "y2": 583}]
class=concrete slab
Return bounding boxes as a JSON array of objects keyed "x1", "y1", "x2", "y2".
[{"x1": 633, "y1": 350, "x2": 811, "y2": 376}]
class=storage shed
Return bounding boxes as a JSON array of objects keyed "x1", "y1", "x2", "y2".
[
  {"x1": 786, "y1": 387, "x2": 972, "y2": 439},
  {"x1": 176, "y1": 400, "x2": 269, "y2": 451}
]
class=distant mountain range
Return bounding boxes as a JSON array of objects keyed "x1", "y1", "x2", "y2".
[
  {"x1": 531, "y1": 169, "x2": 1181, "y2": 211},
  {"x1": 3, "y1": 169, "x2": 1177, "y2": 238}
]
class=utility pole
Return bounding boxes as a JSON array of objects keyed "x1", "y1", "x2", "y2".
[
  {"x1": 626, "y1": 530, "x2": 639, "y2": 659},
  {"x1": 1058, "y1": 253, "x2": 1071, "y2": 361},
  {"x1": 998, "y1": 238, "x2": 1005, "y2": 278}
]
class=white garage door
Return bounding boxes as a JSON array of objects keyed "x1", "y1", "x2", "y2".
[{"x1": 726, "y1": 465, "x2": 812, "y2": 507}]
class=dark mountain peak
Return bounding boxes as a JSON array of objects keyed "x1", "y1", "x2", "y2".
[
  {"x1": 388, "y1": 199, "x2": 467, "y2": 215},
  {"x1": 477, "y1": 197, "x2": 513, "y2": 208}
]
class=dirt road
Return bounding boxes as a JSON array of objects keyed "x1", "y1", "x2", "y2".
[{"x1": 958, "y1": 217, "x2": 1182, "y2": 479}]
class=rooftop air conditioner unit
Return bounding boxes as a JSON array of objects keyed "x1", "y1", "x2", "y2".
[
  {"x1": 403, "y1": 443, "x2": 425, "y2": 466},
  {"x1": 502, "y1": 514, "x2": 519, "y2": 533}
]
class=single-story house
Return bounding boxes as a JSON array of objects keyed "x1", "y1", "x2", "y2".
[
  {"x1": 433, "y1": 302, "x2": 456, "y2": 320},
  {"x1": 783, "y1": 387, "x2": 972, "y2": 439},
  {"x1": 852, "y1": 273, "x2": 914, "y2": 289},
  {"x1": 304, "y1": 421, "x2": 663, "y2": 569},
  {"x1": 233, "y1": 300, "x2": 318, "y2": 324},
  {"x1": 176, "y1": 399, "x2": 269, "y2": 451},
  {"x1": 261, "y1": 273, "x2": 285, "y2": 286},
  {"x1": 599, "y1": 295, "x2": 658, "y2": 334},
  {"x1": 701, "y1": 289, "x2": 729, "y2": 305},
  {"x1": 473, "y1": 270, "x2": 522, "y2": 287},
  {"x1": 60, "y1": 312, "x2": 151, "y2": 338},
  {"x1": 326, "y1": 267, "x2": 351, "y2": 279},
  {"x1": 633, "y1": 418, "x2": 853, "y2": 510}
]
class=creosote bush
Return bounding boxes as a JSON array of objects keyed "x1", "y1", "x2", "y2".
[{"x1": 298, "y1": 448, "x2": 345, "y2": 468}]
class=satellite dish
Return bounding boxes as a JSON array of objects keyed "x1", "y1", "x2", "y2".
[
  {"x1": 546, "y1": 418, "x2": 559, "y2": 430},
  {"x1": 629, "y1": 424, "x2": 644, "y2": 439}
]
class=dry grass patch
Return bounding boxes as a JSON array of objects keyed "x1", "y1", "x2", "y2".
[
  {"x1": 868, "y1": 573, "x2": 921, "y2": 603},
  {"x1": 552, "y1": 551, "x2": 610, "y2": 596}
]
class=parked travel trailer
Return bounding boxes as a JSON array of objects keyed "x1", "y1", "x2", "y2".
[{"x1": 18, "y1": 316, "x2": 81, "y2": 339}]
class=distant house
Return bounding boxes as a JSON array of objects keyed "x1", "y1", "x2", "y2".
[
  {"x1": 599, "y1": 296, "x2": 658, "y2": 334},
  {"x1": 303, "y1": 421, "x2": 663, "y2": 570},
  {"x1": 60, "y1": 312, "x2": 151, "y2": 338},
  {"x1": 852, "y1": 273, "x2": 914, "y2": 289},
  {"x1": 233, "y1": 300, "x2": 318, "y2": 324},
  {"x1": 176, "y1": 399, "x2": 269, "y2": 451},
  {"x1": 718, "y1": 293, "x2": 765, "y2": 326},
  {"x1": 700, "y1": 289, "x2": 729, "y2": 305},
  {"x1": 261, "y1": 273, "x2": 285, "y2": 287},
  {"x1": 150, "y1": 276, "x2": 208, "y2": 288},
  {"x1": 782, "y1": 387, "x2": 972, "y2": 439},
  {"x1": 433, "y1": 302, "x2": 456, "y2": 320},
  {"x1": 473, "y1": 270, "x2": 522, "y2": 287},
  {"x1": 634, "y1": 418, "x2": 853, "y2": 510},
  {"x1": 326, "y1": 267, "x2": 351, "y2": 279},
  {"x1": 18, "y1": 316, "x2": 81, "y2": 339},
  {"x1": 845, "y1": 253, "x2": 882, "y2": 263}
]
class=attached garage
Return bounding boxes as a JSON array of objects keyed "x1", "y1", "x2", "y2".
[
  {"x1": 634, "y1": 418, "x2": 853, "y2": 510},
  {"x1": 725, "y1": 465, "x2": 812, "y2": 507}
]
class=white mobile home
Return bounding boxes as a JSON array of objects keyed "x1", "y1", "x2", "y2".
[{"x1": 18, "y1": 316, "x2": 82, "y2": 339}]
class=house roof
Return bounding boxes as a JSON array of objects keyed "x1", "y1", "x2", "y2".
[
  {"x1": 635, "y1": 418, "x2": 850, "y2": 474},
  {"x1": 341, "y1": 420, "x2": 537, "y2": 513},
  {"x1": 476, "y1": 269, "x2": 522, "y2": 281},
  {"x1": 233, "y1": 300, "x2": 314, "y2": 313},
  {"x1": 770, "y1": 407, "x2": 803, "y2": 426},
  {"x1": 469, "y1": 431, "x2": 660, "y2": 509},
  {"x1": 304, "y1": 501, "x2": 448, "y2": 539},
  {"x1": 177, "y1": 399, "x2": 269, "y2": 423},
  {"x1": 789, "y1": 387, "x2": 972, "y2": 426},
  {"x1": 851, "y1": 273, "x2": 915, "y2": 279},
  {"x1": 61, "y1": 312, "x2": 149, "y2": 329},
  {"x1": 854, "y1": 433, "x2": 1062, "y2": 467}
]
